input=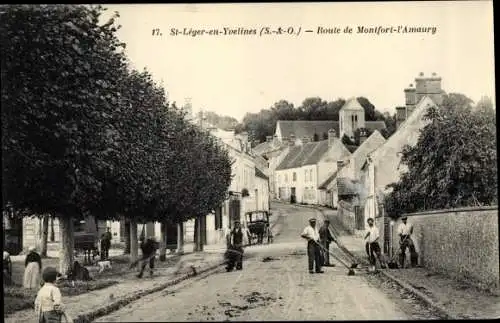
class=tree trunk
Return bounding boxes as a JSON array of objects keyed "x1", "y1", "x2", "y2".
[
  {"x1": 194, "y1": 217, "x2": 199, "y2": 252},
  {"x1": 58, "y1": 216, "x2": 74, "y2": 276},
  {"x1": 201, "y1": 215, "x2": 207, "y2": 247},
  {"x1": 50, "y1": 217, "x2": 55, "y2": 242},
  {"x1": 39, "y1": 215, "x2": 49, "y2": 258},
  {"x1": 159, "y1": 220, "x2": 167, "y2": 261},
  {"x1": 124, "y1": 219, "x2": 131, "y2": 254},
  {"x1": 130, "y1": 219, "x2": 138, "y2": 262},
  {"x1": 176, "y1": 222, "x2": 184, "y2": 255}
]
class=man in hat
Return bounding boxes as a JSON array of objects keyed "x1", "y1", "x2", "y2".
[
  {"x1": 100, "y1": 227, "x2": 112, "y2": 261},
  {"x1": 301, "y1": 218, "x2": 324, "y2": 274},
  {"x1": 397, "y1": 216, "x2": 416, "y2": 268},
  {"x1": 319, "y1": 219, "x2": 336, "y2": 267},
  {"x1": 226, "y1": 220, "x2": 244, "y2": 271},
  {"x1": 364, "y1": 218, "x2": 386, "y2": 269}
]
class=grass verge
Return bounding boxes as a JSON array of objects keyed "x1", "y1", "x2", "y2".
[{"x1": 3, "y1": 280, "x2": 119, "y2": 315}]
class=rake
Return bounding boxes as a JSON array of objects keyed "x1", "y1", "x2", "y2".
[{"x1": 314, "y1": 240, "x2": 356, "y2": 276}]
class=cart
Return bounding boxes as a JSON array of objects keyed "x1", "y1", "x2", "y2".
[{"x1": 245, "y1": 210, "x2": 273, "y2": 245}]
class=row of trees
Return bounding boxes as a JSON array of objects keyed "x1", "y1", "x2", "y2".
[
  {"x1": 233, "y1": 97, "x2": 398, "y2": 144},
  {"x1": 1, "y1": 5, "x2": 232, "y2": 273},
  {"x1": 384, "y1": 93, "x2": 496, "y2": 216}
]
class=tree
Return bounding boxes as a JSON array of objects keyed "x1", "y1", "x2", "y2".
[
  {"x1": 1, "y1": 5, "x2": 129, "y2": 274},
  {"x1": 384, "y1": 93, "x2": 497, "y2": 217},
  {"x1": 381, "y1": 111, "x2": 397, "y2": 139},
  {"x1": 353, "y1": 127, "x2": 374, "y2": 146},
  {"x1": 341, "y1": 134, "x2": 355, "y2": 146}
]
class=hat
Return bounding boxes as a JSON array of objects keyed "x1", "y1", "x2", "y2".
[
  {"x1": 367, "y1": 218, "x2": 374, "y2": 223},
  {"x1": 42, "y1": 267, "x2": 59, "y2": 282},
  {"x1": 401, "y1": 216, "x2": 408, "y2": 220},
  {"x1": 324, "y1": 219, "x2": 330, "y2": 222},
  {"x1": 309, "y1": 218, "x2": 316, "y2": 223}
]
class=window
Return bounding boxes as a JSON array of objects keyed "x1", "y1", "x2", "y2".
[
  {"x1": 304, "y1": 170, "x2": 307, "y2": 182},
  {"x1": 351, "y1": 115, "x2": 355, "y2": 130},
  {"x1": 285, "y1": 174, "x2": 288, "y2": 182},
  {"x1": 293, "y1": 172, "x2": 297, "y2": 181},
  {"x1": 309, "y1": 169, "x2": 313, "y2": 182}
]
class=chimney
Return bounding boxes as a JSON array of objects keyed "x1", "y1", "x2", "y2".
[
  {"x1": 337, "y1": 160, "x2": 345, "y2": 170},
  {"x1": 328, "y1": 129, "x2": 337, "y2": 147},
  {"x1": 289, "y1": 134, "x2": 296, "y2": 146},
  {"x1": 359, "y1": 129, "x2": 368, "y2": 144},
  {"x1": 266, "y1": 136, "x2": 272, "y2": 143}
]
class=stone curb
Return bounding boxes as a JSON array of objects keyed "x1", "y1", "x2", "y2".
[
  {"x1": 72, "y1": 214, "x2": 285, "y2": 323},
  {"x1": 297, "y1": 203, "x2": 458, "y2": 320}
]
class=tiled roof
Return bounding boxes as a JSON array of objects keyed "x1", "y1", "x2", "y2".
[
  {"x1": 275, "y1": 138, "x2": 350, "y2": 171},
  {"x1": 340, "y1": 97, "x2": 365, "y2": 111},
  {"x1": 302, "y1": 140, "x2": 330, "y2": 165},
  {"x1": 288, "y1": 142, "x2": 319, "y2": 168},
  {"x1": 255, "y1": 167, "x2": 268, "y2": 180},
  {"x1": 253, "y1": 141, "x2": 271, "y2": 154},
  {"x1": 350, "y1": 130, "x2": 386, "y2": 174},
  {"x1": 277, "y1": 120, "x2": 339, "y2": 140},
  {"x1": 275, "y1": 146, "x2": 303, "y2": 170},
  {"x1": 318, "y1": 170, "x2": 339, "y2": 190},
  {"x1": 365, "y1": 121, "x2": 387, "y2": 131}
]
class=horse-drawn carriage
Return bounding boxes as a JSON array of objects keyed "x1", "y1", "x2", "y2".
[{"x1": 245, "y1": 210, "x2": 273, "y2": 246}]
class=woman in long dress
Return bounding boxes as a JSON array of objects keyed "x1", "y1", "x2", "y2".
[{"x1": 23, "y1": 246, "x2": 42, "y2": 289}]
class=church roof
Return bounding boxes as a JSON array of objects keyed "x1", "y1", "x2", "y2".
[
  {"x1": 277, "y1": 120, "x2": 339, "y2": 141},
  {"x1": 340, "y1": 97, "x2": 365, "y2": 111}
]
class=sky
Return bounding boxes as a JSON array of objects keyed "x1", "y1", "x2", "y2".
[{"x1": 103, "y1": 1, "x2": 495, "y2": 122}]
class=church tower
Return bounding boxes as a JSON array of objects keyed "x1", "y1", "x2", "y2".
[{"x1": 339, "y1": 97, "x2": 366, "y2": 140}]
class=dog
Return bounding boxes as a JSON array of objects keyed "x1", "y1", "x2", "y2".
[{"x1": 95, "y1": 260, "x2": 112, "y2": 273}]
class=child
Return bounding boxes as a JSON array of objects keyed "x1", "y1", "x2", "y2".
[{"x1": 35, "y1": 267, "x2": 70, "y2": 323}]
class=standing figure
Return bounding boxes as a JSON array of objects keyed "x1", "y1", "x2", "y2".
[
  {"x1": 364, "y1": 218, "x2": 387, "y2": 269},
  {"x1": 100, "y1": 227, "x2": 112, "y2": 261},
  {"x1": 137, "y1": 236, "x2": 158, "y2": 278},
  {"x1": 319, "y1": 219, "x2": 336, "y2": 267},
  {"x1": 398, "y1": 216, "x2": 416, "y2": 268},
  {"x1": 4, "y1": 251, "x2": 13, "y2": 285},
  {"x1": 300, "y1": 218, "x2": 324, "y2": 274},
  {"x1": 226, "y1": 221, "x2": 244, "y2": 271},
  {"x1": 35, "y1": 267, "x2": 68, "y2": 323},
  {"x1": 24, "y1": 246, "x2": 42, "y2": 289}
]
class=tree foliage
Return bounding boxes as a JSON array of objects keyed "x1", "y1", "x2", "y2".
[
  {"x1": 384, "y1": 93, "x2": 497, "y2": 217},
  {"x1": 1, "y1": 5, "x2": 233, "y2": 261},
  {"x1": 1, "y1": 4, "x2": 128, "y2": 218}
]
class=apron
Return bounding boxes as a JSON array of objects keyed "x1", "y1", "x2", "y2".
[{"x1": 23, "y1": 261, "x2": 40, "y2": 289}]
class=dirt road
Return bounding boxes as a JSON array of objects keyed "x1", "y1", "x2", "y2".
[{"x1": 96, "y1": 203, "x2": 441, "y2": 321}]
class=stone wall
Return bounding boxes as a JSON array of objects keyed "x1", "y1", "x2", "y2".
[{"x1": 386, "y1": 206, "x2": 499, "y2": 290}]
